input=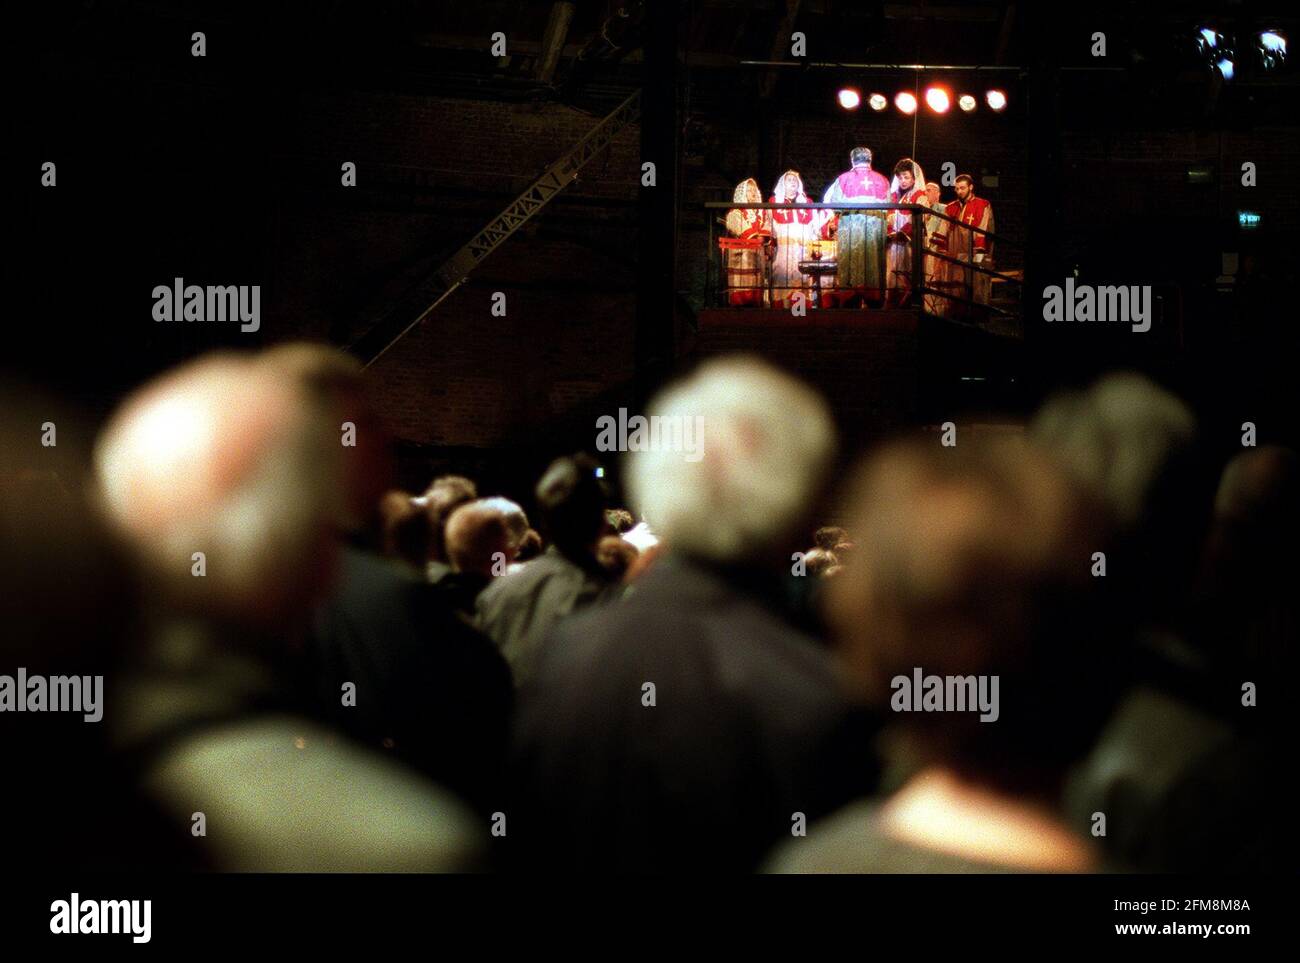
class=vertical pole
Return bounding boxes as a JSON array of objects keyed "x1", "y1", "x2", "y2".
[
  {"x1": 1026, "y1": 14, "x2": 1064, "y2": 348},
  {"x1": 634, "y1": 0, "x2": 680, "y2": 408}
]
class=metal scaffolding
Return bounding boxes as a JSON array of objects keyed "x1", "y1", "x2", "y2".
[{"x1": 350, "y1": 90, "x2": 642, "y2": 367}]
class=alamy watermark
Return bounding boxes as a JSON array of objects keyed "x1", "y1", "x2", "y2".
[
  {"x1": 152, "y1": 277, "x2": 261, "y2": 332},
  {"x1": 0, "y1": 668, "x2": 103, "y2": 722},
  {"x1": 595, "y1": 407, "x2": 704, "y2": 462},
  {"x1": 50, "y1": 894, "x2": 151, "y2": 943},
  {"x1": 890, "y1": 668, "x2": 1000, "y2": 722},
  {"x1": 1042, "y1": 278, "x2": 1151, "y2": 333}
]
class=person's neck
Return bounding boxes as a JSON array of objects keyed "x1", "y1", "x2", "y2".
[{"x1": 877, "y1": 766, "x2": 1095, "y2": 873}]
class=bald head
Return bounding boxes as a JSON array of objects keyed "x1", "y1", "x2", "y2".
[
  {"x1": 444, "y1": 500, "x2": 514, "y2": 577},
  {"x1": 95, "y1": 352, "x2": 344, "y2": 624}
]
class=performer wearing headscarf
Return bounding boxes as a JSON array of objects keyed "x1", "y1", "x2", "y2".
[
  {"x1": 922, "y1": 181, "x2": 951, "y2": 317},
  {"x1": 885, "y1": 158, "x2": 929, "y2": 307},
  {"x1": 768, "y1": 170, "x2": 820, "y2": 309},
  {"x1": 723, "y1": 178, "x2": 773, "y2": 306},
  {"x1": 821, "y1": 147, "x2": 891, "y2": 307}
]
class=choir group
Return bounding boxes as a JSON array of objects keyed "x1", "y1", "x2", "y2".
[{"x1": 723, "y1": 146, "x2": 995, "y2": 316}]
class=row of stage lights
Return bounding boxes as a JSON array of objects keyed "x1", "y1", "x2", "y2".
[
  {"x1": 1197, "y1": 28, "x2": 1287, "y2": 81},
  {"x1": 836, "y1": 87, "x2": 1007, "y2": 114},
  {"x1": 832, "y1": 29, "x2": 1286, "y2": 113}
]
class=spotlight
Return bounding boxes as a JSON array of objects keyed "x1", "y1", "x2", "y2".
[
  {"x1": 895, "y1": 91, "x2": 917, "y2": 114},
  {"x1": 958, "y1": 94, "x2": 977, "y2": 112},
  {"x1": 924, "y1": 87, "x2": 950, "y2": 113},
  {"x1": 1215, "y1": 57, "x2": 1235, "y2": 80},
  {"x1": 985, "y1": 89, "x2": 1007, "y2": 111},
  {"x1": 837, "y1": 87, "x2": 861, "y2": 110},
  {"x1": 1259, "y1": 31, "x2": 1287, "y2": 69},
  {"x1": 868, "y1": 93, "x2": 888, "y2": 111},
  {"x1": 1198, "y1": 27, "x2": 1219, "y2": 51}
]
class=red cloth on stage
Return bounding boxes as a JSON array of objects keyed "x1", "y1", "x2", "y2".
[
  {"x1": 771, "y1": 198, "x2": 815, "y2": 226},
  {"x1": 888, "y1": 186, "x2": 929, "y2": 237},
  {"x1": 942, "y1": 195, "x2": 993, "y2": 252}
]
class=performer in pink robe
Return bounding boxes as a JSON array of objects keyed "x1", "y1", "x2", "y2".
[
  {"x1": 723, "y1": 178, "x2": 773, "y2": 306},
  {"x1": 885, "y1": 158, "x2": 929, "y2": 307},
  {"x1": 768, "y1": 170, "x2": 820, "y2": 309},
  {"x1": 821, "y1": 147, "x2": 891, "y2": 307}
]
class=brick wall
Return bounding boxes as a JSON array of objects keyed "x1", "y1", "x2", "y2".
[
  {"x1": 257, "y1": 88, "x2": 1294, "y2": 455},
  {"x1": 264, "y1": 92, "x2": 643, "y2": 448}
]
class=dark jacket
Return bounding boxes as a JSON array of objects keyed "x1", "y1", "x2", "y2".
[
  {"x1": 507, "y1": 553, "x2": 880, "y2": 872},
  {"x1": 475, "y1": 545, "x2": 612, "y2": 687},
  {"x1": 304, "y1": 546, "x2": 514, "y2": 812}
]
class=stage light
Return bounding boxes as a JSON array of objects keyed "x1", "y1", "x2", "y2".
[
  {"x1": 895, "y1": 91, "x2": 917, "y2": 114},
  {"x1": 1259, "y1": 31, "x2": 1287, "y2": 69},
  {"x1": 985, "y1": 89, "x2": 1007, "y2": 111},
  {"x1": 958, "y1": 94, "x2": 977, "y2": 112},
  {"x1": 1198, "y1": 28, "x2": 1219, "y2": 51},
  {"x1": 868, "y1": 93, "x2": 888, "y2": 111},
  {"x1": 924, "y1": 87, "x2": 950, "y2": 113},
  {"x1": 1216, "y1": 57, "x2": 1235, "y2": 80},
  {"x1": 837, "y1": 87, "x2": 861, "y2": 110}
]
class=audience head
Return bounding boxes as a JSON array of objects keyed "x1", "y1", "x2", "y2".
[
  {"x1": 829, "y1": 436, "x2": 1115, "y2": 794},
  {"x1": 1197, "y1": 445, "x2": 1300, "y2": 671},
  {"x1": 478, "y1": 496, "x2": 529, "y2": 553},
  {"x1": 535, "y1": 453, "x2": 609, "y2": 563},
  {"x1": 514, "y1": 528, "x2": 543, "y2": 562},
  {"x1": 1030, "y1": 373, "x2": 1210, "y2": 624},
  {"x1": 626, "y1": 355, "x2": 836, "y2": 567},
  {"x1": 444, "y1": 500, "x2": 515, "y2": 577},
  {"x1": 94, "y1": 351, "x2": 346, "y2": 626},
  {"x1": 379, "y1": 489, "x2": 432, "y2": 573},
  {"x1": 605, "y1": 508, "x2": 636, "y2": 535},
  {"x1": 803, "y1": 547, "x2": 839, "y2": 578},
  {"x1": 596, "y1": 534, "x2": 640, "y2": 582},
  {"x1": 814, "y1": 526, "x2": 848, "y2": 550},
  {"x1": 419, "y1": 475, "x2": 478, "y2": 564}
]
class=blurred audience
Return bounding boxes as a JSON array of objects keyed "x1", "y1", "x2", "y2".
[
  {"x1": 595, "y1": 533, "x2": 640, "y2": 581},
  {"x1": 4, "y1": 345, "x2": 1288, "y2": 875},
  {"x1": 435, "y1": 499, "x2": 518, "y2": 614},
  {"x1": 508, "y1": 356, "x2": 878, "y2": 872},
  {"x1": 770, "y1": 436, "x2": 1116, "y2": 872},
  {"x1": 476, "y1": 453, "x2": 615, "y2": 687},
  {"x1": 605, "y1": 508, "x2": 636, "y2": 534},
  {"x1": 93, "y1": 346, "x2": 489, "y2": 870},
  {"x1": 419, "y1": 475, "x2": 478, "y2": 583},
  {"x1": 512, "y1": 527, "x2": 544, "y2": 564},
  {"x1": 1033, "y1": 374, "x2": 1280, "y2": 872}
]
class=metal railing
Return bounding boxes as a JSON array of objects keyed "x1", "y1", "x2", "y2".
[{"x1": 704, "y1": 202, "x2": 1022, "y2": 323}]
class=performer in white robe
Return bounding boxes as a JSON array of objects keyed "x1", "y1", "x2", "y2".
[
  {"x1": 922, "y1": 181, "x2": 951, "y2": 317},
  {"x1": 723, "y1": 178, "x2": 773, "y2": 306},
  {"x1": 821, "y1": 147, "x2": 891, "y2": 307},
  {"x1": 768, "y1": 170, "x2": 821, "y2": 309},
  {"x1": 885, "y1": 158, "x2": 929, "y2": 307}
]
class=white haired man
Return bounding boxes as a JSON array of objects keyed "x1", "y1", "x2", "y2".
[
  {"x1": 94, "y1": 349, "x2": 485, "y2": 871},
  {"x1": 509, "y1": 355, "x2": 878, "y2": 873}
]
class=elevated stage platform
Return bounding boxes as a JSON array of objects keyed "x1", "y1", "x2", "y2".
[{"x1": 691, "y1": 307, "x2": 1022, "y2": 451}]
